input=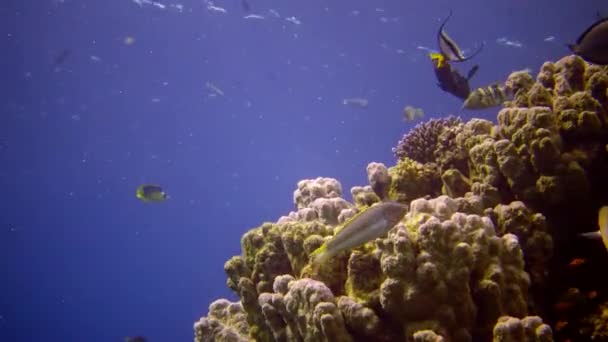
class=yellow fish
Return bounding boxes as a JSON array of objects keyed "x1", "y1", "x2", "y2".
[
  {"x1": 580, "y1": 206, "x2": 608, "y2": 250},
  {"x1": 136, "y1": 184, "x2": 169, "y2": 202},
  {"x1": 310, "y1": 201, "x2": 408, "y2": 265}
]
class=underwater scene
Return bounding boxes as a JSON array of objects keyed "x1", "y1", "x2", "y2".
[{"x1": 3, "y1": 0, "x2": 608, "y2": 341}]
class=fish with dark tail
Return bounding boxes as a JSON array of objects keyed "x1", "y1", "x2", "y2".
[
  {"x1": 568, "y1": 15, "x2": 608, "y2": 65},
  {"x1": 430, "y1": 53, "x2": 479, "y2": 100},
  {"x1": 437, "y1": 10, "x2": 484, "y2": 63}
]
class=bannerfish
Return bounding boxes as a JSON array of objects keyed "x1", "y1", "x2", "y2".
[
  {"x1": 430, "y1": 52, "x2": 478, "y2": 100},
  {"x1": 580, "y1": 206, "x2": 608, "y2": 251},
  {"x1": 462, "y1": 83, "x2": 511, "y2": 110},
  {"x1": 310, "y1": 201, "x2": 408, "y2": 265},
  {"x1": 136, "y1": 184, "x2": 169, "y2": 202},
  {"x1": 568, "y1": 16, "x2": 608, "y2": 65},
  {"x1": 437, "y1": 10, "x2": 484, "y2": 63}
]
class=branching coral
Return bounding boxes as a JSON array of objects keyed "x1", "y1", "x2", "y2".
[{"x1": 393, "y1": 116, "x2": 463, "y2": 164}]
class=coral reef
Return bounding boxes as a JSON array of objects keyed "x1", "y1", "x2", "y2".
[{"x1": 195, "y1": 55, "x2": 608, "y2": 342}]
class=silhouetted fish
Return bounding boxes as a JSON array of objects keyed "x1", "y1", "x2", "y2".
[{"x1": 569, "y1": 16, "x2": 608, "y2": 65}]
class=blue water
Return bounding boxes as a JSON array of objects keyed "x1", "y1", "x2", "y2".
[{"x1": 1, "y1": 0, "x2": 602, "y2": 340}]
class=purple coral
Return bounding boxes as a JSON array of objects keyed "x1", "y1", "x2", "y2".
[{"x1": 393, "y1": 116, "x2": 463, "y2": 163}]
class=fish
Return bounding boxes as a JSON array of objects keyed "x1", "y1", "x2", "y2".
[
  {"x1": 430, "y1": 52, "x2": 478, "y2": 100},
  {"x1": 53, "y1": 49, "x2": 71, "y2": 66},
  {"x1": 310, "y1": 201, "x2": 408, "y2": 265},
  {"x1": 555, "y1": 321, "x2": 568, "y2": 332},
  {"x1": 136, "y1": 184, "x2": 168, "y2": 202},
  {"x1": 568, "y1": 257, "x2": 586, "y2": 267},
  {"x1": 403, "y1": 105, "x2": 424, "y2": 121},
  {"x1": 343, "y1": 97, "x2": 369, "y2": 108},
  {"x1": 462, "y1": 83, "x2": 511, "y2": 110},
  {"x1": 205, "y1": 81, "x2": 224, "y2": 96},
  {"x1": 579, "y1": 206, "x2": 608, "y2": 250},
  {"x1": 125, "y1": 337, "x2": 147, "y2": 342},
  {"x1": 240, "y1": 0, "x2": 250, "y2": 12},
  {"x1": 437, "y1": 10, "x2": 484, "y2": 63},
  {"x1": 568, "y1": 16, "x2": 608, "y2": 65}
]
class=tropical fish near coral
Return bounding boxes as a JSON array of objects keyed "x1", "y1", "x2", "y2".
[
  {"x1": 437, "y1": 10, "x2": 484, "y2": 63},
  {"x1": 579, "y1": 206, "x2": 608, "y2": 251},
  {"x1": 568, "y1": 16, "x2": 608, "y2": 65},
  {"x1": 136, "y1": 184, "x2": 169, "y2": 202},
  {"x1": 310, "y1": 201, "x2": 408, "y2": 265},
  {"x1": 462, "y1": 83, "x2": 512, "y2": 110},
  {"x1": 430, "y1": 53, "x2": 478, "y2": 100},
  {"x1": 403, "y1": 105, "x2": 424, "y2": 121}
]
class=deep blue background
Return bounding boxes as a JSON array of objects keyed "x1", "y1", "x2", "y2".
[{"x1": 1, "y1": 0, "x2": 602, "y2": 340}]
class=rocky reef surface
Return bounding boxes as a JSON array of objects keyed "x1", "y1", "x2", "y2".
[{"x1": 194, "y1": 55, "x2": 608, "y2": 341}]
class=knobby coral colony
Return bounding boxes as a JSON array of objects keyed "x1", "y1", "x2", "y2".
[{"x1": 194, "y1": 54, "x2": 608, "y2": 342}]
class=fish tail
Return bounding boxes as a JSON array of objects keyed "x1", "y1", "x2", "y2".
[
  {"x1": 310, "y1": 244, "x2": 330, "y2": 266},
  {"x1": 579, "y1": 231, "x2": 601, "y2": 239}
]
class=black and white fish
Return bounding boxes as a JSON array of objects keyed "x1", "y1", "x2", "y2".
[{"x1": 437, "y1": 10, "x2": 484, "y2": 63}]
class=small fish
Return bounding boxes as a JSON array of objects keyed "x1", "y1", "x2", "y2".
[
  {"x1": 568, "y1": 17, "x2": 608, "y2": 65},
  {"x1": 136, "y1": 184, "x2": 168, "y2": 202},
  {"x1": 205, "y1": 81, "x2": 224, "y2": 96},
  {"x1": 53, "y1": 49, "x2": 71, "y2": 66},
  {"x1": 437, "y1": 10, "x2": 484, "y2": 63},
  {"x1": 555, "y1": 321, "x2": 568, "y2": 332},
  {"x1": 310, "y1": 201, "x2": 408, "y2": 265},
  {"x1": 430, "y1": 53, "x2": 478, "y2": 100},
  {"x1": 125, "y1": 337, "x2": 147, "y2": 342},
  {"x1": 240, "y1": 0, "x2": 250, "y2": 12},
  {"x1": 579, "y1": 206, "x2": 608, "y2": 250},
  {"x1": 343, "y1": 97, "x2": 369, "y2": 108},
  {"x1": 462, "y1": 83, "x2": 511, "y2": 110},
  {"x1": 403, "y1": 105, "x2": 424, "y2": 121},
  {"x1": 588, "y1": 290, "x2": 598, "y2": 299},
  {"x1": 568, "y1": 257, "x2": 586, "y2": 267}
]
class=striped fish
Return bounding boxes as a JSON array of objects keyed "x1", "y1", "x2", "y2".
[
  {"x1": 462, "y1": 83, "x2": 512, "y2": 110},
  {"x1": 438, "y1": 10, "x2": 484, "y2": 63}
]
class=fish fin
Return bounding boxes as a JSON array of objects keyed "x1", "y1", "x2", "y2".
[
  {"x1": 580, "y1": 231, "x2": 602, "y2": 239},
  {"x1": 458, "y1": 42, "x2": 485, "y2": 62},
  {"x1": 566, "y1": 43, "x2": 577, "y2": 53},
  {"x1": 429, "y1": 52, "x2": 445, "y2": 67},
  {"x1": 467, "y1": 65, "x2": 479, "y2": 80},
  {"x1": 310, "y1": 243, "x2": 330, "y2": 265}
]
